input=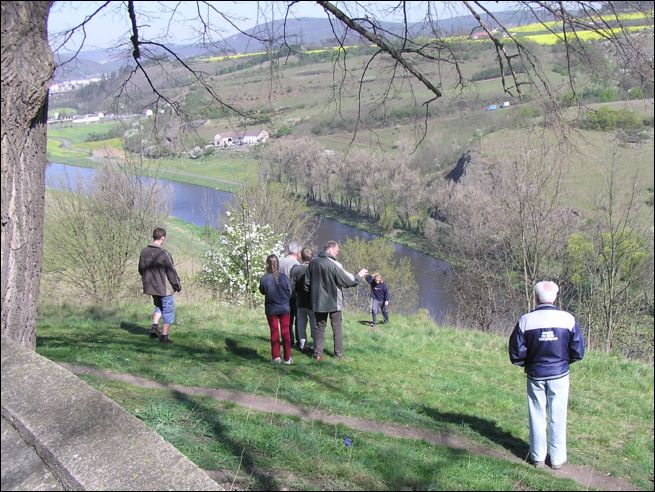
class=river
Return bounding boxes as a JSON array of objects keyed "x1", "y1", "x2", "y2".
[{"x1": 46, "y1": 162, "x2": 455, "y2": 322}]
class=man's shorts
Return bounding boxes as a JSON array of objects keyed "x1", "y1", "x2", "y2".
[{"x1": 152, "y1": 295, "x2": 175, "y2": 324}]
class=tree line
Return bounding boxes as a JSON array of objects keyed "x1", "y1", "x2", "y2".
[{"x1": 259, "y1": 132, "x2": 653, "y2": 361}]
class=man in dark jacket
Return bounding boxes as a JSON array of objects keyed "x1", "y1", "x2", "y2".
[
  {"x1": 138, "y1": 227, "x2": 181, "y2": 343},
  {"x1": 290, "y1": 247, "x2": 315, "y2": 353},
  {"x1": 509, "y1": 280, "x2": 585, "y2": 470},
  {"x1": 304, "y1": 240, "x2": 367, "y2": 360}
]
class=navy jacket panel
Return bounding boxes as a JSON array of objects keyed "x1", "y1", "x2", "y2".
[
  {"x1": 509, "y1": 304, "x2": 585, "y2": 380},
  {"x1": 259, "y1": 273, "x2": 291, "y2": 316}
]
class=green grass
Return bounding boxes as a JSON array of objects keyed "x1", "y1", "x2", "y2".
[
  {"x1": 35, "y1": 301, "x2": 654, "y2": 490},
  {"x1": 47, "y1": 122, "x2": 260, "y2": 192},
  {"x1": 81, "y1": 375, "x2": 587, "y2": 491}
]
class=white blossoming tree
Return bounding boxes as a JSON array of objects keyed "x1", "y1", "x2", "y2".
[{"x1": 200, "y1": 204, "x2": 283, "y2": 308}]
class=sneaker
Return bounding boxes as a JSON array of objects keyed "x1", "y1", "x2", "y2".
[
  {"x1": 159, "y1": 334, "x2": 172, "y2": 344},
  {"x1": 532, "y1": 460, "x2": 546, "y2": 469},
  {"x1": 371, "y1": 324, "x2": 377, "y2": 329},
  {"x1": 149, "y1": 331, "x2": 159, "y2": 339},
  {"x1": 283, "y1": 358, "x2": 293, "y2": 365},
  {"x1": 272, "y1": 357, "x2": 281, "y2": 364},
  {"x1": 551, "y1": 461, "x2": 567, "y2": 470}
]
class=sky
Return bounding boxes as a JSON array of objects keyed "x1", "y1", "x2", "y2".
[{"x1": 48, "y1": 1, "x2": 508, "y2": 53}]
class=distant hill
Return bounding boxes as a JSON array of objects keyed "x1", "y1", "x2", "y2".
[
  {"x1": 217, "y1": 10, "x2": 540, "y2": 53},
  {"x1": 52, "y1": 10, "x2": 542, "y2": 81},
  {"x1": 53, "y1": 49, "x2": 132, "y2": 83}
]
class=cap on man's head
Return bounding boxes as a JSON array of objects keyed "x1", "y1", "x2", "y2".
[{"x1": 534, "y1": 281, "x2": 559, "y2": 304}]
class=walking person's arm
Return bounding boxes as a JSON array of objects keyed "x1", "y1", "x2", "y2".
[{"x1": 164, "y1": 251, "x2": 181, "y2": 292}]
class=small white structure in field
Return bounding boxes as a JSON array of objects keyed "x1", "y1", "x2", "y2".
[
  {"x1": 501, "y1": 101, "x2": 510, "y2": 108},
  {"x1": 213, "y1": 129, "x2": 269, "y2": 147}
]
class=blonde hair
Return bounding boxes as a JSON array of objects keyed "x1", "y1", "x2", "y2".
[{"x1": 373, "y1": 272, "x2": 383, "y2": 283}]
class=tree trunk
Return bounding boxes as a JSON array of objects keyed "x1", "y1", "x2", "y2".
[{"x1": 1, "y1": 1, "x2": 54, "y2": 350}]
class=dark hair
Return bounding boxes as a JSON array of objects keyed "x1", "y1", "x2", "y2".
[
  {"x1": 266, "y1": 254, "x2": 280, "y2": 283},
  {"x1": 324, "y1": 240, "x2": 339, "y2": 251},
  {"x1": 301, "y1": 247, "x2": 313, "y2": 263},
  {"x1": 153, "y1": 227, "x2": 167, "y2": 240}
]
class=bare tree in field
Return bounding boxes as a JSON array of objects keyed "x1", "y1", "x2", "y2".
[
  {"x1": 564, "y1": 143, "x2": 652, "y2": 356},
  {"x1": 488, "y1": 135, "x2": 575, "y2": 312},
  {"x1": 429, "y1": 132, "x2": 578, "y2": 331},
  {"x1": 44, "y1": 159, "x2": 171, "y2": 303},
  {"x1": 2, "y1": 0, "x2": 653, "y2": 348}
]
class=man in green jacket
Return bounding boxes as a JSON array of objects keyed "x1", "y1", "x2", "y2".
[{"x1": 304, "y1": 240, "x2": 368, "y2": 360}]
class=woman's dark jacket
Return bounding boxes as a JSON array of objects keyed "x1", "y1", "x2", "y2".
[{"x1": 259, "y1": 272, "x2": 291, "y2": 316}]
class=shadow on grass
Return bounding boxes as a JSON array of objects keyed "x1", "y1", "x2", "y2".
[
  {"x1": 358, "y1": 320, "x2": 374, "y2": 326},
  {"x1": 171, "y1": 390, "x2": 278, "y2": 490},
  {"x1": 419, "y1": 406, "x2": 529, "y2": 460},
  {"x1": 119, "y1": 321, "x2": 148, "y2": 335},
  {"x1": 225, "y1": 338, "x2": 264, "y2": 361}
]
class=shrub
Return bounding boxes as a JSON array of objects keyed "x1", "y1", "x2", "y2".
[
  {"x1": 199, "y1": 204, "x2": 284, "y2": 307},
  {"x1": 275, "y1": 125, "x2": 293, "y2": 137},
  {"x1": 44, "y1": 161, "x2": 170, "y2": 302},
  {"x1": 581, "y1": 106, "x2": 641, "y2": 131},
  {"x1": 339, "y1": 237, "x2": 418, "y2": 314}
]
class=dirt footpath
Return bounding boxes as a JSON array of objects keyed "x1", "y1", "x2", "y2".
[{"x1": 61, "y1": 363, "x2": 639, "y2": 491}]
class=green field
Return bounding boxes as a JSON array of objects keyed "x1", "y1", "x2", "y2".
[
  {"x1": 35, "y1": 298, "x2": 654, "y2": 490},
  {"x1": 47, "y1": 121, "x2": 260, "y2": 192}
]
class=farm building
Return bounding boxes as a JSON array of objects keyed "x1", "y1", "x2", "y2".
[{"x1": 213, "y1": 129, "x2": 270, "y2": 147}]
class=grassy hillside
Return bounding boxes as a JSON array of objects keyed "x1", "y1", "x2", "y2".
[
  {"x1": 35, "y1": 300, "x2": 654, "y2": 490},
  {"x1": 38, "y1": 183, "x2": 653, "y2": 490}
]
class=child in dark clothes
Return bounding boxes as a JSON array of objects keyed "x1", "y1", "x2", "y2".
[{"x1": 365, "y1": 272, "x2": 390, "y2": 327}]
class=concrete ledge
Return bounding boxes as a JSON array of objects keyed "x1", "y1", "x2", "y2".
[{"x1": 1, "y1": 335, "x2": 221, "y2": 491}]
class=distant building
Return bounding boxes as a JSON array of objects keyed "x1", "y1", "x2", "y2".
[
  {"x1": 213, "y1": 129, "x2": 269, "y2": 147},
  {"x1": 72, "y1": 113, "x2": 105, "y2": 124},
  {"x1": 241, "y1": 129, "x2": 269, "y2": 145},
  {"x1": 470, "y1": 28, "x2": 499, "y2": 40},
  {"x1": 213, "y1": 132, "x2": 240, "y2": 147},
  {"x1": 50, "y1": 77, "x2": 102, "y2": 93}
]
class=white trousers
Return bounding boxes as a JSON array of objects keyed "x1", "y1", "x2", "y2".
[{"x1": 527, "y1": 374, "x2": 569, "y2": 466}]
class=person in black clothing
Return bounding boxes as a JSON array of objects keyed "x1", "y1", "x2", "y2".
[
  {"x1": 259, "y1": 254, "x2": 293, "y2": 364},
  {"x1": 290, "y1": 247, "x2": 316, "y2": 353},
  {"x1": 365, "y1": 272, "x2": 390, "y2": 328}
]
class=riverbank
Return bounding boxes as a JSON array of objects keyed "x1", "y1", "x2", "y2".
[
  {"x1": 45, "y1": 162, "x2": 456, "y2": 321},
  {"x1": 310, "y1": 201, "x2": 445, "y2": 258},
  {"x1": 47, "y1": 148, "x2": 446, "y2": 261}
]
